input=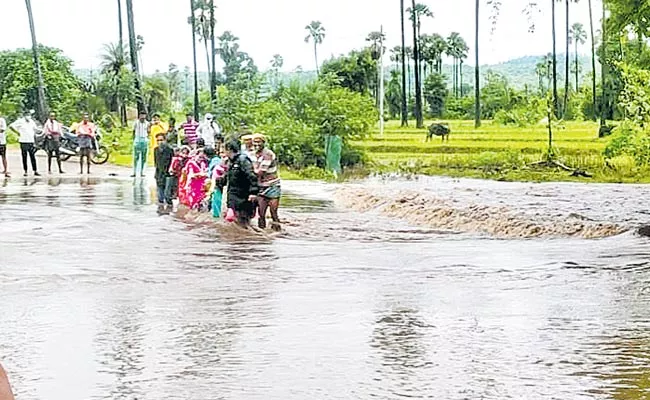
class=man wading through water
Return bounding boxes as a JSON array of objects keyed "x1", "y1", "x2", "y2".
[
  {"x1": 154, "y1": 133, "x2": 174, "y2": 214},
  {"x1": 252, "y1": 134, "x2": 282, "y2": 231},
  {"x1": 43, "y1": 112, "x2": 64, "y2": 174},
  {"x1": 223, "y1": 139, "x2": 258, "y2": 227}
]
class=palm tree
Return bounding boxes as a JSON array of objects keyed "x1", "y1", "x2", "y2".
[
  {"x1": 405, "y1": 46, "x2": 413, "y2": 99},
  {"x1": 271, "y1": 54, "x2": 284, "y2": 70},
  {"x1": 406, "y1": 3, "x2": 433, "y2": 98},
  {"x1": 570, "y1": 22, "x2": 587, "y2": 91},
  {"x1": 600, "y1": 0, "x2": 607, "y2": 127},
  {"x1": 271, "y1": 54, "x2": 283, "y2": 86},
  {"x1": 117, "y1": 0, "x2": 124, "y2": 52},
  {"x1": 367, "y1": 31, "x2": 386, "y2": 103},
  {"x1": 563, "y1": 0, "x2": 578, "y2": 117},
  {"x1": 474, "y1": 0, "x2": 481, "y2": 128},
  {"x1": 430, "y1": 33, "x2": 447, "y2": 73},
  {"x1": 24, "y1": 0, "x2": 47, "y2": 120},
  {"x1": 189, "y1": 0, "x2": 199, "y2": 119},
  {"x1": 400, "y1": 0, "x2": 408, "y2": 127},
  {"x1": 126, "y1": 0, "x2": 145, "y2": 114},
  {"x1": 100, "y1": 43, "x2": 128, "y2": 123},
  {"x1": 390, "y1": 46, "x2": 402, "y2": 71},
  {"x1": 305, "y1": 21, "x2": 325, "y2": 75},
  {"x1": 551, "y1": 0, "x2": 559, "y2": 117},
  {"x1": 209, "y1": 0, "x2": 216, "y2": 104},
  {"x1": 535, "y1": 58, "x2": 549, "y2": 92},
  {"x1": 447, "y1": 32, "x2": 468, "y2": 98},
  {"x1": 587, "y1": 0, "x2": 597, "y2": 120},
  {"x1": 190, "y1": 0, "x2": 212, "y2": 84},
  {"x1": 409, "y1": 0, "x2": 424, "y2": 129},
  {"x1": 116, "y1": 0, "x2": 127, "y2": 125}
]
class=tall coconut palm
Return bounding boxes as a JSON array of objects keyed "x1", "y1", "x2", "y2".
[
  {"x1": 536, "y1": 58, "x2": 549, "y2": 92},
  {"x1": 100, "y1": 43, "x2": 127, "y2": 113},
  {"x1": 117, "y1": 0, "x2": 124, "y2": 51},
  {"x1": 24, "y1": 0, "x2": 47, "y2": 119},
  {"x1": 189, "y1": 0, "x2": 199, "y2": 119},
  {"x1": 116, "y1": 0, "x2": 126, "y2": 125},
  {"x1": 400, "y1": 0, "x2": 408, "y2": 126},
  {"x1": 447, "y1": 32, "x2": 467, "y2": 98},
  {"x1": 271, "y1": 54, "x2": 284, "y2": 70},
  {"x1": 563, "y1": 0, "x2": 578, "y2": 117},
  {"x1": 430, "y1": 33, "x2": 447, "y2": 73},
  {"x1": 404, "y1": 46, "x2": 413, "y2": 98},
  {"x1": 474, "y1": 0, "x2": 481, "y2": 128},
  {"x1": 551, "y1": 0, "x2": 559, "y2": 117},
  {"x1": 600, "y1": 0, "x2": 607, "y2": 126},
  {"x1": 409, "y1": 0, "x2": 424, "y2": 129},
  {"x1": 390, "y1": 46, "x2": 402, "y2": 71},
  {"x1": 126, "y1": 0, "x2": 145, "y2": 114},
  {"x1": 305, "y1": 21, "x2": 325, "y2": 75},
  {"x1": 570, "y1": 22, "x2": 587, "y2": 91},
  {"x1": 587, "y1": 0, "x2": 597, "y2": 121},
  {"x1": 271, "y1": 54, "x2": 283, "y2": 86},
  {"x1": 407, "y1": 3, "x2": 433, "y2": 97},
  {"x1": 458, "y1": 44, "x2": 468, "y2": 97},
  {"x1": 209, "y1": 0, "x2": 216, "y2": 104},
  {"x1": 367, "y1": 31, "x2": 386, "y2": 103}
]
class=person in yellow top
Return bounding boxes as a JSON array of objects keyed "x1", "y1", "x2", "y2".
[{"x1": 149, "y1": 113, "x2": 169, "y2": 151}]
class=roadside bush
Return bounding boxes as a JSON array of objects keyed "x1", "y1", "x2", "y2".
[{"x1": 603, "y1": 120, "x2": 650, "y2": 165}]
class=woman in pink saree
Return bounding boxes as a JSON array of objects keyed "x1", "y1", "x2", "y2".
[{"x1": 182, "y1": 149, "x2": 209, "y2": 210}]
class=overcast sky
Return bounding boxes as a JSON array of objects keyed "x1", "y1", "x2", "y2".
[{"x1": 0, "y1": 0, "x2": 602, "y2": 74}]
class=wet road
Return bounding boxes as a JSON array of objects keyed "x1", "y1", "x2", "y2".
[{"x1": 1, "y1": 175, "x2": 650, "y2": 400}]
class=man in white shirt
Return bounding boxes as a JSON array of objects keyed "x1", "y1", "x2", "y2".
[
  {"x1": 132, "y1": 111, "x2": 151, "y2": 178},
  {"x1": 0, "y1": 114, "x2": 8, "y2": 177},
  {"x1": 197, "y1": 113, "x2": 222, "y2": 149},
  {"x1": 9, "y1": 110, "x2": 40, "y2": 177}
]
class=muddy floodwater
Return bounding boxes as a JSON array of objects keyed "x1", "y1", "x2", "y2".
[{"x1": 1, "y1": 175, "x2": 650, "y2": 400}]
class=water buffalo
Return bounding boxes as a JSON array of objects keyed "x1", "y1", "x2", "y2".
[{"x1": 426, "y1": 122, "x2": 450, "y2": 142}]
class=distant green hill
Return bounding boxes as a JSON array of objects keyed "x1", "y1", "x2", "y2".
[{"x1": 73, "y1": 53, "x2": 597, "y2": 94}]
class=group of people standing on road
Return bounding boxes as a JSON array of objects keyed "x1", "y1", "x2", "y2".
[
  {"x1": 0, "y1": 110, "x2": 98, "y2": 177},
  {"x1": 142, "y1": 112, "x2": 282, "y2": 231}
]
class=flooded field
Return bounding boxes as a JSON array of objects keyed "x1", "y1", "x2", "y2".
[{"x1": 1, "y1": 175, "x2": 650, "y2": 399}]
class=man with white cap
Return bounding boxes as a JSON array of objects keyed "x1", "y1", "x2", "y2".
[{"x1": 197, "y1": 113, "x2": 222, "y2": 149}]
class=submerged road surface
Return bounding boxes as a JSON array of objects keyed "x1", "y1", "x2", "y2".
[{"x1": 1, "y1": 166, "x2": 650, "y2": 399}]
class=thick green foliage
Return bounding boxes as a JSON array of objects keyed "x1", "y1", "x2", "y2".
[
  {"x1": 603, "y1": 121, "x2": 650, "y2": 165},
  {"x1": 423, "y1": 73, "x2": 447, "y2": 117},
  {"x1": 0, "y1": 46, "x2": 82, "y2": 122}
]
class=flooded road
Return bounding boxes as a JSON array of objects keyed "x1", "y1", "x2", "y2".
[{"x1": 1, "y1": 175, "x2": 650, "y2": 400}]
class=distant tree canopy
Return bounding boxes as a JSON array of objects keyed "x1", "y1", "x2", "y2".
[
  {"x1": 0, "y1": 46, "x2": 82, "y2": 122},
  {"x1": 320, "y1": 48, "x2": 378, "y2": 95}
]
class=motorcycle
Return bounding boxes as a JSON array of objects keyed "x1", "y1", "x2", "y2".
[{"x1": 35, "y1": 125, "x2": 110, "y2": 165}]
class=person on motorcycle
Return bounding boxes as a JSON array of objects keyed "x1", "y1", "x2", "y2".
[
  {"x1": 43, "y1": 112, "x2": 64, "y2": 174},
  {"x1": 76, "y1": 113, "x2": 97, "y2": 175}
]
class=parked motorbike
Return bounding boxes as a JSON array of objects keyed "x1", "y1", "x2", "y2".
[{"x1": 35, "y1": 126, "x2": 110, "y2": 165}]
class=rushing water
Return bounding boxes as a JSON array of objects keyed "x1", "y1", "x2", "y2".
[{"x1": 1, "y1": 176, "x2": 650, "y2": 400}]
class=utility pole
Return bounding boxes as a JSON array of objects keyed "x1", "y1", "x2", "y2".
[{"x1": 379, "y1": 25, "x2": 385, "y2": 136}]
